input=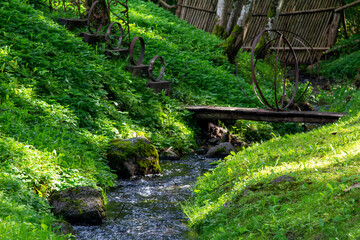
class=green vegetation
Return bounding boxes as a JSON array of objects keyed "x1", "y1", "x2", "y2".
[
  {"x1": 183, "y1": 92, "x2": 360, "y2": 239},
  {"x1": 184, "y1": 11, "x2": 360, "y2": 238},
  {"x1": 319, "y1": 35, "x2": 360, "y2": 80},
  {"x1": 1, "y1": 0, "x2": 357, "y2": 238},
  {"x1": 0, "y1": 0, "x2": 285, "y2": 238}
]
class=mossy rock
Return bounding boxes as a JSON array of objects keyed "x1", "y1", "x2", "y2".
[
  {"x1": 206, "y1": 142, "x2": 236, "y2": 158},
  {"x1": 107, "y1": 137, "x2": 161, "y2": 178},
  {"x1": 49, "y1": 186, "x2": 105, "y2": 225}
]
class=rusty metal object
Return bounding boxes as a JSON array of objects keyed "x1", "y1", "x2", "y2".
[
  {"x1": 249, "y1": 29, "x2": 315, "y2": 111},
  {"x1": 64, "y1": 0, "x2": 87, "y2": 18},
  {"x1": 129, "y1": 37, "x2": 145, "y2": 66},
  {"x1": 88, "y1": 0, "x2": 109, "y2": 34},
  {"x1": 148, "y1": 55, "x2": 166, "y2": 82},
  {"x1": 105, "y1": 22, "x2": 124, "y2": 50},
  {"x1": 49, "y1": 0, "x2": 86, "y2": 18},
  {"x1": 49, "y1": 0, "x2": 65, "y2": 12},
  {"x1": 107, "y1": 0, "x2": 131, "y2": 45}
]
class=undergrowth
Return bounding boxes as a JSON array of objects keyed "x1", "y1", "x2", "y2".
[{"x1": 0, "y1": 0, "x2": 283, "y2": 238}]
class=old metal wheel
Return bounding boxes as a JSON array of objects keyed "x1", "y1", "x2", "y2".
[
  {"x1": 88, "y1": 0, "x2": 108, "y2": 34},
  {"x1": 105, "y1": 22, "x2": 124, "y2": 50},
  {"x1": 148, "y1": 55, "x2": 166, "y2": 82}
]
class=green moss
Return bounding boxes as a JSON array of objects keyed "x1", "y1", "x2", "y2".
[
  {"x1": 107, "y1": 138, "x2": 161, "y2": 175},
  {"x1": 215, "y1": 146, "x2": 226, "y2": 154},
  {"x1": 267, "y1": 0, "x2": 278, "y2": 18},
  {"x1": 254, "y1": 34, "x2": 267, "y2": 58},
  {"x1": 212, "y1": 25, "x2": 226, "y2": 38},
  {"x1": 223, "y1": 25, "x2": 243, "y2": 55}
]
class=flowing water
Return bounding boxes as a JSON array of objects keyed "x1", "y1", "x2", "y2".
[{"x1": 73, "y1": 155, "x2": 215, "y2": 240}]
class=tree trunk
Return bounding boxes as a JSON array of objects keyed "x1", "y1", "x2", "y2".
[
  {"x1": 212, "y1": 0, "x2": 232, "y2": 38},
  {"x1": 223, "y1": 0, "x2": 253, "y2": 63},
  {"x1": 226, "y1": 0, "x2": 242, "y2": 36},
  {"x1": 254, "y1": 0, "x2": 283, "y2": 59}
]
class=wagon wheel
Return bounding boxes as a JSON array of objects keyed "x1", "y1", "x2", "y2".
[
  {"x1": 88, "y1": 0, "x2": 109, "y2": 34},
  {"x1": 63, "y1": 0, "x2": 87, "y2": 18},
  {"x1": 129, "y1": 37, "x2": 145, "y2": 66},
  {"x1": 105, "y1": 22, "x2": 124, "y2": 50},
  {"x1": 49, "y1": 0, "x2": 65, "y2": 11},
  {"x1": 148, "y1": 55, "x2": 166, "y2": 82}
]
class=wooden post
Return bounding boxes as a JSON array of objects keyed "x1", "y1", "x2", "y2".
[
  {"x1": 342, "y1": 10, "x2": 349, "y2": 39},
  {"x1": 175, "y1": 0, "x2": 183, "y2": 17},
  {"x1": 327, "y1": 12, "x2": 341, "y2": 47}
]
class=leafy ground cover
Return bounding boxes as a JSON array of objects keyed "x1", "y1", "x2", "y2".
[
  {"x1": 0, "y1": 0, "x2": 344, "y2": 238},
  {"x1": 0, "y1": 0, "x2": 288, "y2": 238},
  {"x1": 183, "y1": 91, "x2": 360, "y2": 239}
]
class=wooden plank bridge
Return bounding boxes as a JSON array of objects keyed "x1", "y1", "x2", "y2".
[{"x1": 186, "y1": 106, "x2": 347, "y2": 124}]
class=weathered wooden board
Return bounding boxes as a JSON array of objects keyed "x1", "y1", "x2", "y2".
[{"x1": 186, "y1": 106, "x2": 347, "y2": 124}]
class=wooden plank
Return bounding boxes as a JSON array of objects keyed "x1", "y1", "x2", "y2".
[
  {"x1": 185, "y1": 106, "x2": 347, "y2": 124},
  {"x1": 242, "y1": 46, "x2": 330, "y2": 51},
  {"x1": 179, "y1": 4, "x2": 216, "y2": 13},
  {"x1": 252, "y1": 7, "x2": 336, "y2": 17}
]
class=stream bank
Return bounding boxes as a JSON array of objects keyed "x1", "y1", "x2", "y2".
[{"x1": 73, "y1": 155, "x2": 215, "y2": 240}]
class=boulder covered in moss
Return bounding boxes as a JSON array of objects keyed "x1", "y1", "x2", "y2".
[
  {"x1": 107, "y1": 137, "x2": 161, "y2": 178},
  {"x1": 206, "y1": 142, "x2": 236, "y2": 158},
  {"x1": 49, "y1": 186, "x2": 105, "y2": 225}
]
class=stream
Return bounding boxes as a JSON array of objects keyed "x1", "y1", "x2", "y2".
[{"x1": 73, "y1": 155, "x2": 215, "y2": 240}]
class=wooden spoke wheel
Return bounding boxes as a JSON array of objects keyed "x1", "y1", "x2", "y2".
[
  {"x1": 63, "y1": 0, "x2": 87, "y2": 18},
  {"x1": 88, "y1": 0, "x2": 109, "y2": 34},
  {"x1": 49, "y1": 0, "x2": 65, "y2": 11},
  {"x1": 105, "y1": 22, "x2": 124, "y2": 50}
]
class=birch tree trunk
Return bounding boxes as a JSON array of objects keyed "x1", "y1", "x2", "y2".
[
  {"x1": 254, "y1": 0, "x2": 283, "y2": 59},
  {"x1": 226, "y1": 0, "x2": 242, "y2": 36},
  {"x1": 212, "y1": 0, "x2": 232, "y2": 38},
  {"x1": 223, "y1": 0, "x2": 253, "y2": 63}
]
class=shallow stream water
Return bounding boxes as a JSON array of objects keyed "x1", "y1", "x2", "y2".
[{"x1": 73, "y1": 155, "x2": 215, "y2": 240}]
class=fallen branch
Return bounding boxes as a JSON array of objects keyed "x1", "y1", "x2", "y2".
[
  {"x1": 158, "y1": 0, "x2": 177, "y2": 9},
  {"x1": 335, "y1": 0, "x2": 360, "y2": 12}
]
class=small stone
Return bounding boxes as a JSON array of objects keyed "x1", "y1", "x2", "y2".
[
  {"x1": 344, "y1": 183, "x2": 360, "y2": 192},
  {"x1": 206, "y1": 142, "x2": 236, "y2": 158},
  {"x1": 271, "y1": 175, "x2": 295, "y2": 183},
  {"x1": 160, "y1": 149, "x2": 180, "y2": 160},
  {"x1": 208, "y1": 137, "x2": 220, "y2": 145},
  {"x1": 52, "y1": 220, "x2": 74, "y2": 236}
]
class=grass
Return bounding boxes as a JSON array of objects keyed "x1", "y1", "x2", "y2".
[
  {"x1": 183, "y1": 83, "x2": 360, "y2": 239},
  {"x1": 0, "y1": 0, "x2": 353, "y2": 238},
  {"x1": 0, "y1": 0, "x2": 286, "y2": 238}
]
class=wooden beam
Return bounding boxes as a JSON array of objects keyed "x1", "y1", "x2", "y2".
[
  {"x1": 185, "y1": 106, "x2": 347, "y2": 124},
  {"x1": 335, "y1": 0, "x2": 360, "y2": 12},
  {"x1": 242, "y1": 46, "x2": 330, "y2": 51},
  {"x1": 280, "y1": 7, "x2": 336, "y2": 16},
  {"x1": 178, "y1": 4, "x2": 216, "y2": 13},
  {"x1": 252, "y1": 7, "x2": 336, "y2": 17}
]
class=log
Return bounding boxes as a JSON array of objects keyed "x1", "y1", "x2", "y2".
[{"x1": 186, "y1": 106, "x2": 347, "y2": 124}]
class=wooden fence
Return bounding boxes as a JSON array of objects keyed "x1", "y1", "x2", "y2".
[
  {"x1": 174, "y1": 0, "x2": 346, "y2": 64},
  {"x1": 175, "y1": 0, "x2": 229, "y2": 33}
]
